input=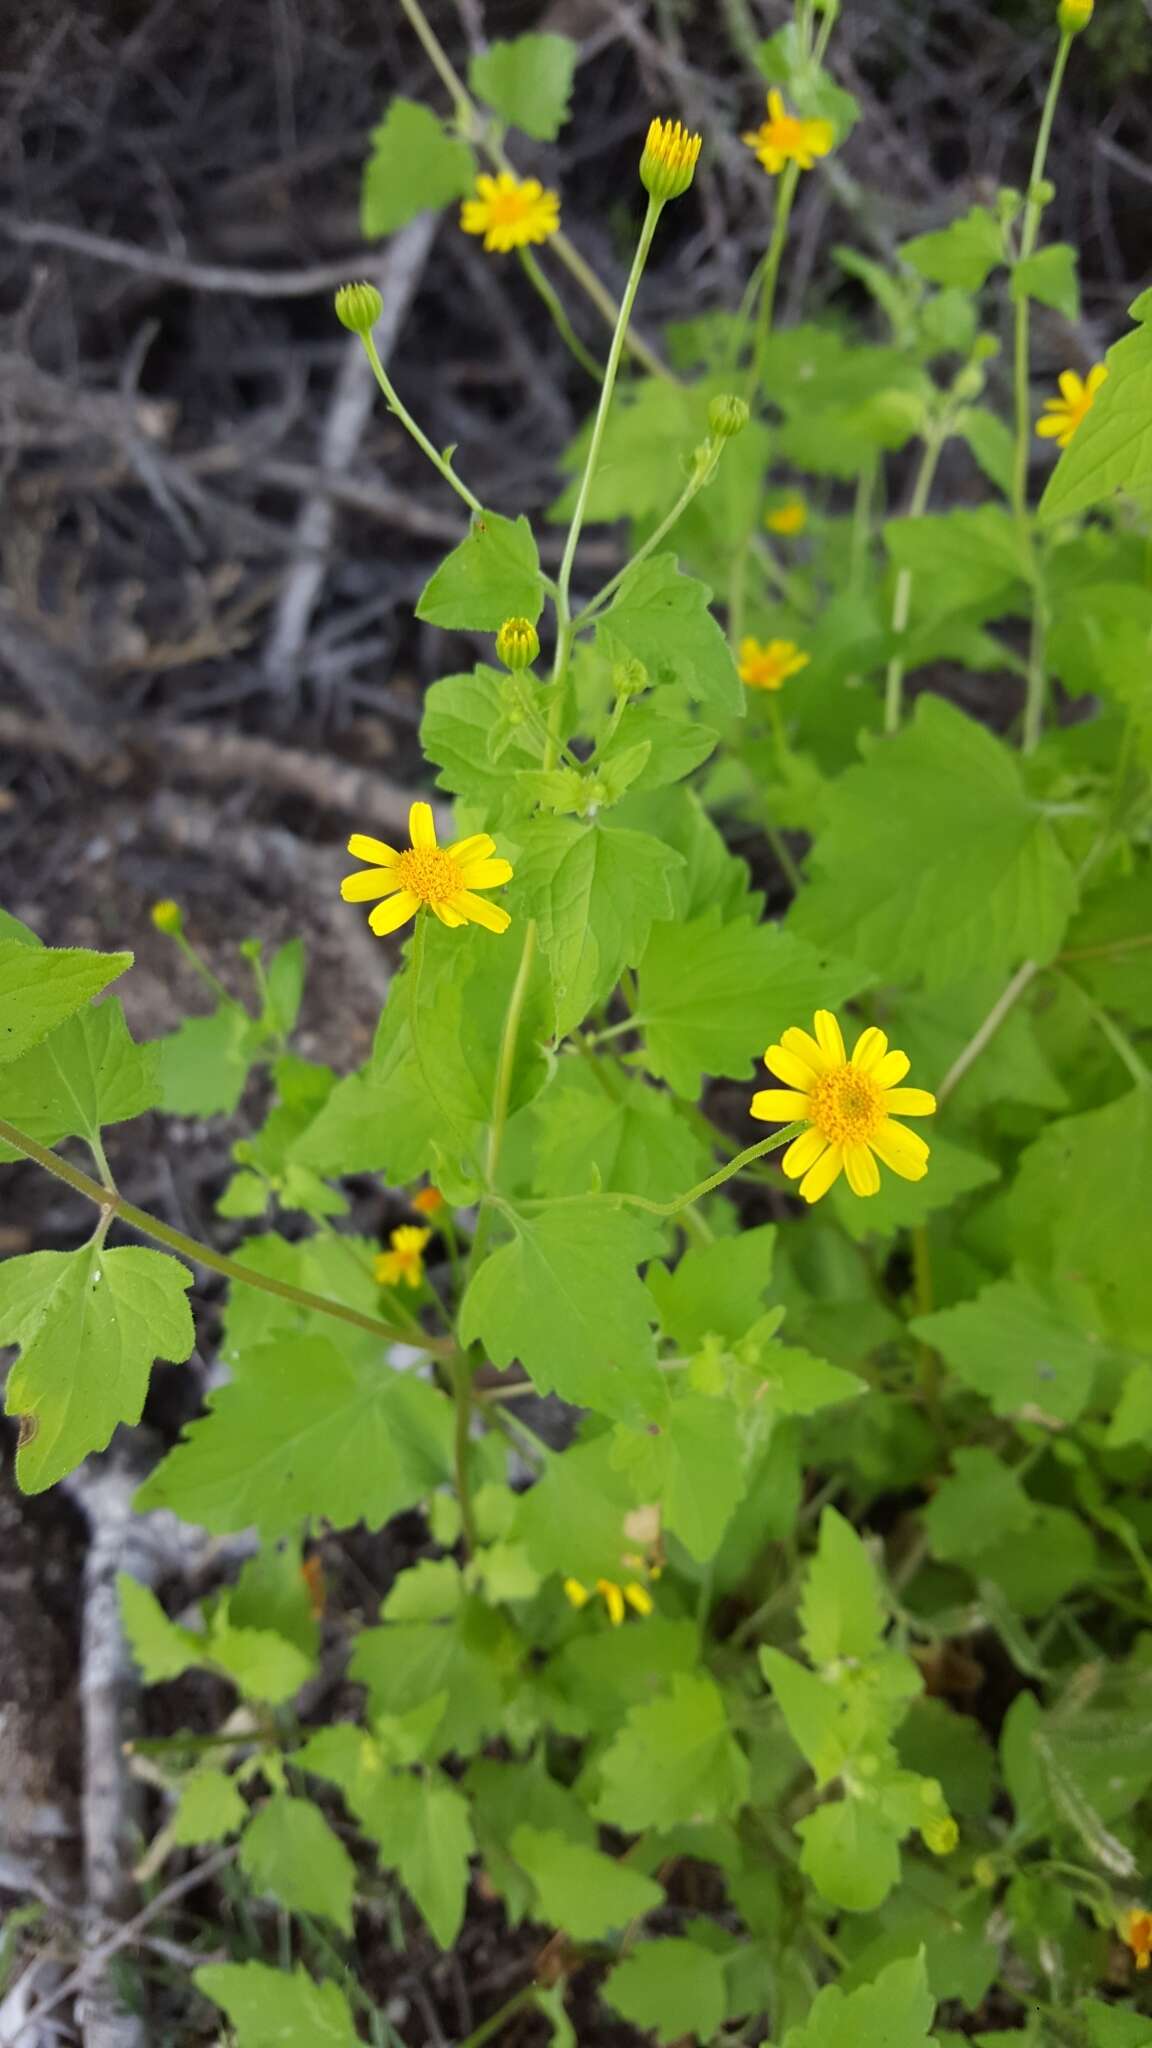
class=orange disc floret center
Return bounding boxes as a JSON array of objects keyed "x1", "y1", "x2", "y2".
[
  {"x1": 394, "y1": 845, "x2": 463, "y2": 905},
  {"x1": 486, "y1": 188, "x2": 536, "y2": 230},
  {"x1": 809, "y1": 1066, "x2": 884, "y2": 1146}
]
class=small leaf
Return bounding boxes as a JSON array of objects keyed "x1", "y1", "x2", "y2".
[
  {"x1": 596, "y1": 555, "x2": 742, "y2": 715},
  {"x1": 595, "y1": 1674, "x2": 749, "y2": 1831},
  {"x1": 361, "y1": 97, "x2": 474, "y2": 236},
  {"x1": 0, "y1": 942, "x2": 132, "y2": 1067},
  {"x1": 195, "y1": 1962, "x2": 359, "y2": 2048},
  {"x1": 900, "y1": 204, "x2": 1003, "y2": 290},
  {"x1": 170, "y1": 1769, "x2": 248, "y2": 1846},
  {"x1": 800, "y1": 1507, "x2": 885, "y2": 1666},
  {"x1": 1012, "y1": 242, "x2": 1080, "y2": 318},
  {"x1": 517, "y1": 817, "x2": 681, "y2": 1035},
  {"x1": 795, "y1": 1799, "x2": 902, "y2": 1914},
  {"x1": 2, "y1": 1247, "x2": 194, "y2": 1492},
  {"x1": 239, "y1": 1795, "x2": 356, "y2": 1932},
  {"x1": 468, "y1": 33, "x2": 577, "y2": 141},
  {"x1": 780, "y1": 1952, "x2": 936, "y2": 2045},
  {"x1": 1039, "y1": 302, "x2": 1152, "y2": 522},
  {"x1": 603, "y1": 1938, "x2": 728, "y2": 2046},
  {"x1": 509, "y1": 1826, "x2": 663, "y2": 1939},
  {"x1": 0, "y1": 999, "x2": 158, "y2": 1161},
  {"x1": 416, "y1": 511, "x2": 543, "y2": 630}
]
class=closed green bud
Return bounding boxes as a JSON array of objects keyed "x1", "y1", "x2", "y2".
[
  {"x1": 923, "y1": 1815, "x2": 959, "y2": 1857},
  {"x1": 150, "y1": 899, "x2": 183, "y2": 937},
  {"x1": 334, "y1": 281, "x2": 383, "y2": 334},
  {"x1": 640, "y1": 117, "x2": 702, "y2": 204},
  {"x1": 708, "y1": 393, "x2": 750, "y2": 440},
  {"x1": 1058, "y1": 0, "x2": 1092, "y2": 31},
  {"x1": 613, "y1": 658, "x2": 648, "y2": 697},
  {"x1": 496, "y1": 616, "x2": 540, "y2": 671}
]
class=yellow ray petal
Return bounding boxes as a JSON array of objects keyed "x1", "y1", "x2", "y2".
[
  {"x1": 813, "y1": 1010, "x2": 846, "y2": 1064},
  {"x1": 780, "y1": 1025, "x2": 834, "y2": 1072},
  {"x1": 765, "y1": 1044, "x2": 822, "y2": 1092},
  {"x1": 851, "y1": 1025, "x2": 888, "y2": 1071},
  {"x1": 750, "y1": 1088, "x2": 810, "y2": 1122},
  {"x1": 624, "y1": 1582, "x2": 654, "y2": 1616},
  {"x1": 882, "y1": 1086, "x2": 937, "y2": 1117},
  {"x1": 844, "y1": 1142, "x2": 881, "y2": 1196},
  {"x1": 458, "y1": 856, "x2": 513, "y2": 889},
  {"x1": 800, "y1": 1143, "x2": 844, "y2": 1204},
  {"x1": 340, "y1": 868, "x2": 403, "y2": 903},
  {"x1": 870, "y1": 1118, "x2": 930, "y2": 1180},
  {"x1": 408, "y1": 801, "x2": 437, "y2": 850},
  {"x1": 1058, "y1": 370, "x2": 1084, "y2": 405},
  {"x1": 1086, "y1": 363, "x2": 1109, "y2": 396},
  {"x1": 455, "y1": 890, "x2": 511, "y2": 934},
  {"x1": 782, "y1": 1127, "x2": 827, "y2": 1179},
  {"x1": 872, "y1": 1049, "x2": 911, "y2": 1088},
  {"x1": 564, "y1": 1577, "x2": 590, "y2": 1609},
  {"x1": 347, "y1": 834, "x2": 398, "y2": 866},
  {"x1": 368, "y1": 890, "x2": 420, "y2": 936},
  {"x1": 446, "y1": 833, "x2": 495, "y2": 865},
  {"x1": 431, "y1": 899, "x2": 468, "y2": 927},
  {"x1": 602, "y1": 1581, "x2": 626, "y2": 1627}
]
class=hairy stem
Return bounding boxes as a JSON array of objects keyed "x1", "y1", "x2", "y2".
[
  {"x1": 0, "y1": 1116, "x2": 454, "y2": 1358},
  {"x1": 614, "y1": 1121, "x2": 807, "y2": 1215},
  {"x1": 360, "y1": 330, "x2": 482, "y2": 514}
]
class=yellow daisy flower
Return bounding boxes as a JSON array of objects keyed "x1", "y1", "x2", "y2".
[
  {"x1": 1036, "y1": 363, "x2": 1107, "y2": 447},
  {"x1": 460, "y1": 172, "x2": 560, "y2": 253},
  {"x1": 1124, "y1": 1908, "x2": 1152, "y2": 1971},
  {"x1": 751, "y1": 1009, "x2": 937, "y2": 1204},
  {"x1": 738, "y1": 637, "x2": 810, "y2": 692},
  {"x1": 765, "y1": 496, "x2": 808, "y2": 536},
  {"x1": 374, "y1": 1224, "x2": 431, "y2": 1290},
  {"x1": 341, "y1": 801, "x2": 513, "y2": 938},
  {"x1": 564, "y1": 1576, "x2": 654, "y2": 1626},
  {"x1": 743, "y1": 90, "x2": 835, "y2": 176}
]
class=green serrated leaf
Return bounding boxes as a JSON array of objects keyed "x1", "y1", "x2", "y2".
[
  {"x1": 801, "y1": 1507, "x2": 885, "y2": 1666},
  {"x1": 596, "y1": 555, "x2": 742, "y2": 715},
  {"x1": 239, "y1": 1794, "x2": 356, "y2": 1932},
  {"x1": 0, "y1": 942, "x2": 132, "y2": 1068},
  {"x1": 135, "y1": 1336, "x2": 452, "y2": 1537},
  {"x1": 648, "y1": 1225, "x2": 777, "y2": 1349},
  {"x1": 0, "y1": 999, "x2": 158, "y2": 1162},
  {"x1": 510, "y1": 1826, "x2": 663, "y2": 1939},
  {"x1": 170, "y1": 1768, "x2": 249, "y2": 1846},
  {"x1": 780, "y1": 1952, "x2": 936, "y2": 2045},
  {"x1": 360, "y1": 97, "x2": 475, "y2": 236},
  {"x1": 524, "y1": 1061, "x2": 711, "y2": 1204},
  {"x1": 595, "y1": 1673, "x2": 749, "y2": 1831},
  {"x1": 603, "y1": 1937, "x2": 728, "y2": 2046},
  {"x1": 1, "y1": 1246, "x2": 194, "y2": 1492},
  {"x1": 796, "y1": 1799, "x2": 903, "y2": 1915},
  {"x1": 901, "y1": 205, "x2": 1003, "y2": 290},
  {"x1": 417, "y1": 511, "x2": 542, "y2": 630},
  {"x1": 638, "y1": 909, "x2": 868, "y2": 1099},
  {"x1": 195, "y1": 1962, "x2": 359, "y2": 2048},
  {"x1": 157, "y1": 1002, "x2": 255, "y2": 1116},
  {"x1": 1012, "y1": 242, "x2": 1079, "y2": 318},
  {"x1": 468, "y1": 33, "x2": 577, "y2": 140},
  {"x1": 517, "y1": 817, "x2": 680, "y2": 1036},
  {"x1": 791, "y1": 695, "x2": 1076, "y2": 987},
  {"x1": 911, "y1": 1278, "x2": 1103, "y2": 1422},
  {"x1": 922, "y1": 1448, "x2": 1034, "y2": 1563},
  {"x1": 1039, "y1": 306, "x2": 1152, "y2": 521},
  {"x1": 460, "y1": 1201, "x2": 665, "y2": 1419}
]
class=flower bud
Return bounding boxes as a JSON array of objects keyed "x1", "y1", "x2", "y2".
[
  {"x1": 613, "y1": 658, "x2": 649, "y2": 697},
  {"x1": 334, "y1": 281, "x2": 383, "y2": 334},
  {"x1": 1058, "y1": 0, "x2": 1092, "y2": 31},
  {"x1": 495, "y1": 616, "x2": 540, "y2": 670},
  {"x1": 708, "y1": 393, "x2": 750, "y2": 441},
  {"x1": 923, "y1": 1816, "x2": 959, "y2": 1857},
  {"x1": 639, "y1": 117, "x2": 702, "y2": 204},
  {"x1": 150, "y1": 899, "x2": 183, "y2": 937}
]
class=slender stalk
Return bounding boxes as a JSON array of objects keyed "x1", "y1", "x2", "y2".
[
  {"x1": 507, "y1": 1122, "x2": 807, "y2": 1219},
  {"x1": 748, "y1": 160, "x2": 800, "y2": 398},
  {"x1": 455, "y1": 1987, "x2": 537, "y2": 2048},
  {"x1": 883, "y1": 424, "x2": 946, "y2": 735},
  {"x1": 556, "y1": 198, "x2": 663, "y2": 619},
  {"x1": 0, "y1": 1115, "x2": 455, "y2": 1357},
  {"x1": 1012, "y1": 33, "x2": 1072, "y2": 755},
  {"x1": 172, "y1": 932, "x2": 238, "y2": 1012},
  {"x1": 935, "y1": 960, "x2": 1039, "y2": 1104},
  {"x1": 396, "y1": 0, "x2": 670, "y2": 382},
  {"x1": 485, "y1": 924, "x2": 539, "y2": 1189},
  {"x1": 360, "y1": 330, "x2": 482, "y2": 514},
  {"x1": 1059, "y1": 972, "x2": 1152, "y2": 1089},
  {"x1": 574, "y1": 463, "x2": 710, "y2": 628},
  {"x1": 450, "y1": 1347, "x2": 479, "y2": 1556},
  {"x1": 517, "y1": 248, "x2": 604, "y2": 383}
]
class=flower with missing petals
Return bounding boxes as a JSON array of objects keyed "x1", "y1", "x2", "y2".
[
  {"x1": 341, "y1": 801, "x2": 513, "y2": 937},
  {"x1": 743, "y1": 90, "x2": 835, "y2": 175},
  {"x1": 765, "y1": 496, "x2": 808, "y2": 536},
  {"x1": 738, "y1": 637, "x2": 810, "y2": 692},
  {"x1": 1036, "y1": 364, "x2": 1107, "y2": 447},
  {"x1": 461, "y1": 173, "x2": 560, "y2": 253},
  {"x1": 752, "y1": 1009, "x2": 936, "y2": 1203},
  {"x1": 374, "y1": 1225, "x2": 431, "y2": 1291},
  {"x1": 564, "y1": 1577, "x2": 654, "y2": 1626}
]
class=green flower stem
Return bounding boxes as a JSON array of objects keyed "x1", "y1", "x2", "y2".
[
  {"x1": 173, "y1": 932, "x2": 239, "y2": 1013},
  {"x1": 450, "y1": 1346, "x2": 479, "y2": 1557},
  {"x1": 455, "y1": 1988, "x2": 538, "y2": 2048},
  {"x1": 485, "y1": 921, "x2": 540, "y2": 1190},
  {"x1": 935, "y1": 959, "x2": 1039, "y2": 1105},
  {"x1": 748, "y1": 159, "x2": 800, "y2": 398},
  {"x1": 396, "y1": 0, "x2": 671, "y2": 383},
  {"x1": 358, "y1": 329, "x2": 482, "y2": 516},
  {"x1": 517, "y1": 247, "x2": 604, "y2": 383},
  {"x1": 1059, "y1": 971, "x2": 1152, "y2": 1089},
  {"x1": 882, "y1": 421, "x2": 947, "y2": 735},
  {"x1": 556, "y1": 196, "x2": 663, "y2": 625},
  {"x1": 0, "y1": 1114, "x2": 456, "y2": 1358},
  {"x1": 1014, "y1": 31, "x2": 1073, "y2": 755},
  {"x1": 512, "y1": 1122, "x2": 807, "y2": 1218},
  {"x1": 573, "y1": 462, "x2": 713, "y2": 630}
]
